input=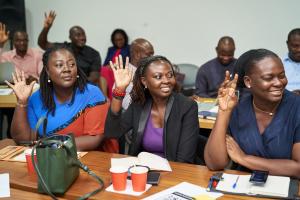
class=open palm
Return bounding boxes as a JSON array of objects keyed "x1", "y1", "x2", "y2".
[
  {"x1": 218, "y1": 71, "x2": 238, "y2": 111},
  {"x1": 0, "y1": 22, "x2": 9, "y2": 44},
  {"x1": 110, "y1": 55, "x2": 132, "y2": 91},
  {"x1": 44, "y1": 11, "x2": 56, "y2": 29},
  {"x1": 5, "y1": 70, "x2": 35, "y2": 104}
]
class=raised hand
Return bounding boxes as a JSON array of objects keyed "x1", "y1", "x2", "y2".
[
  {"x1": 0, "y1": 22, "x2": 9, "y2": 45},
  {"x1": 110, "y1": 55, "x2": 132, "y2": 91},
  {"x1": 44, "y1": 11, "x2": 56, "y2": 29},
  {"x1": 5, "y1": 70, "x2": 36, "y2": 105},
  {"x1": 217, "y1": 71, "x2": 238, "y2": 111}
]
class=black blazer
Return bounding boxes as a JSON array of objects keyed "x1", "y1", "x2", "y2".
[{"x1": 104, "y1": 93, "x2": 199, "y2": 163}]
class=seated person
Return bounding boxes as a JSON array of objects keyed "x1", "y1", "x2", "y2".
[
  {"x1": 282, "y1": 28, "x2": 300, "y2": 95},
  {"x1": 204, "y1": 49, "x2": 300, "y2": 178},
  {"x1": 103, "y1": 28, "x2": 130, "y2": 66},
  {"x1": 0, "y1": 22, "x2": 43, "y2": 82},
  {"x1": 104, "y1": 55, "x2": 199, "y2": 163},
  {"x1": 195, "y1": 36, "x2": 236, "y2": 98},
  {"x1": 38, "y1": 11, "x2": 101, "y2": 85},
  {"x1": 6, "y1": 45, "x2": 118, "y2": 152},
  {"x1": 100, "y1": 29, "x2": 130, "y2": 100}
]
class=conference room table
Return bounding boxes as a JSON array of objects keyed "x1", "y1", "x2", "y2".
[
  {"x1": 0, "y1": 150, "x2": 296, "y2": 200},
  {"x1": 0, "y1": 88, "x2": 216, "y2": 129}
]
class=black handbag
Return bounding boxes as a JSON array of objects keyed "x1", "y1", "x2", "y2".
[{"x1": 31, "y1": 117, "x2": 104, "y2": 200}]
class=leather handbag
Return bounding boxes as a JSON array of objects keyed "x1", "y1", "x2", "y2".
[{"x1": 31, "y1": 118, "x2": 104, "y2": 200}]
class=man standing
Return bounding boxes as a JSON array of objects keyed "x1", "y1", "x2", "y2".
[
  {"x1": 0, "y1": 23, "x2": 43, "y2": 82},
  {"x1": 38, "y1": 11, "x2": 101, "y2": 85},
  {"x1": 282, "y1": 28, "x2": 300, "y2": 94},
  {"x1": 195, "y1": 36, "x2": 236, "y2": 98}
]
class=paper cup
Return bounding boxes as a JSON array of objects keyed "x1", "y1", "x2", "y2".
[
  {"x1": 109, "y1": 166, "x2": 128, "y2": 191},
  {"x1": 129, "y1": 166, "x2": 149, "y2": 192},
  {"x1": 25, "y1": 148, "x2": 37, "y2": 174}
]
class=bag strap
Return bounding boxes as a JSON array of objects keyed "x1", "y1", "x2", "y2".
[{"x1": 31, "y1": 138, "x2": 104, "y2": 200}]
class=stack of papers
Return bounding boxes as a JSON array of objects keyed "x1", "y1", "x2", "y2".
[
  {"x1": 197, "y1": 101, "x2": 218, "y2": 120},
  {"x1": 0, "y1": 88, "x2": 13, "y2": 95}
]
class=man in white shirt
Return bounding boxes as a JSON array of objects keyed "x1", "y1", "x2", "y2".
[{"x1": 282, "y1": 28, "x2": 300, "y2": 95}]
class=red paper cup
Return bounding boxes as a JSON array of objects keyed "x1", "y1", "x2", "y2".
[
  {"x1": 25, "y1": 148, "x2": 37, "y2": 174},
  {"x1": 130, "y1": 166, "x2": 149, "y2": 192},
  {"x1": 109, "y1": 166, "x2": 128, "y2": 191}
]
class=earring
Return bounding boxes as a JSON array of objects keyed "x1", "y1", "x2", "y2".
[
  {"x1": 48, "y1": 79, "x2": 51, "y2": 83},
  {"x1": 77, "y1": 75, "x2": 79, "y2": 78},
  {"x1": 247, "y1": 85, "x2": 251, "y2": 88}
]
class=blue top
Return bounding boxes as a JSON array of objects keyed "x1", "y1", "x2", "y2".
[
  {"x1": 282, "y1": 54, "x2": 300, "y2": 91},
  {"x1": 103, "y1": 45, "x2": 130, "y2": 66},
  {"x1": 195, "y1": 58, "x2": 236, "y2": 98},
  {"x1": 229, "y1": 90, "x2": 300, "y2": 159},
  {"x1": 27, "y1": 84, "x2": 106, "y2": 136},
  {"x1": 142, "y1": 114, "x2": 164, "y2": 157}
]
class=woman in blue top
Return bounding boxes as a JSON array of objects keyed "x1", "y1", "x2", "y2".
[
  {"x1": 204, "y1": 49, "x2": 300, "y2": 178},
  {"x1": 5, "y1": 45, "x2": 114, "y2": 151}
]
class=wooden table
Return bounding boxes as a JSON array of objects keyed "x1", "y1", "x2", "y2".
[
  {"x1": 0, "y1": 151, "x2": 294, "y2": 200},
  {"x1": 0, "y1": 93, "x2": 16, "y2": 108}
]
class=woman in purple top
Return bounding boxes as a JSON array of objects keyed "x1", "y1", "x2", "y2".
[{"x1": 104, "y1": 55, "x2": 199, "y2": 163}]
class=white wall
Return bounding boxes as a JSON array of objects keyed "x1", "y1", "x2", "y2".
[{"x1": 25, "y1": 0, "x2": 300, "y2": 67}]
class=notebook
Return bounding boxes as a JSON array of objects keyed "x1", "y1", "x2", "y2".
[
  {"x1": 215, "y1": 173, "x2": 292, "y2": 198},
  {"x1": 0, "y1": 62, "x2": 14, "y2": 84}
]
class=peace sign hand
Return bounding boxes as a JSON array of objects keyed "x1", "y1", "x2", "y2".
[
  {"x1": 110, "y1": 55, "x2": 132, "y2": 91},
  {"x1": 5, "y1": 70, "x2": 36, "y2": 105},
  {"x1": 217, "y1": 71, "x2": 239, "y2": 111}
]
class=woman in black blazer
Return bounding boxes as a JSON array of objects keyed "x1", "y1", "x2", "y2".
[{"x1": 104, "y1": 55, "x2": 199, "y2": 163}]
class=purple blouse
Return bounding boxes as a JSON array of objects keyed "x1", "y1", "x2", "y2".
[{"x1": 142, "y1": 114, "x2": 164, "y2": 157}]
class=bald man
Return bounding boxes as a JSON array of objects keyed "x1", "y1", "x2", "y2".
[
  {"x1": 120, "y1": 38, "x2": 154, "y2": 109},
  {"x1": 195, "y1": 36, "x2": 236, "y2": 98},
  {"x1": 38, "y1": 11, "x2": 101, "y2": 85}
]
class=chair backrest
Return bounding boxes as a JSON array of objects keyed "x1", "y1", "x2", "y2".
[
  {"x1": 176, "y1": 63, "x2": 199, "y2": 89},
  {"x1": 0, "y1": 62, "x2": 14, "y2": 84}
]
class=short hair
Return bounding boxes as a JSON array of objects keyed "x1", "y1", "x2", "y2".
[
  {"x1": 217, "y1": 36, "x2": 235, "y2": 47},
  {"x1": 287, "y1": 28, "x2": 300, "y2": 41},
  {"x1": 69, "y1": 26, "x2": 84, "y2": 36},
  {"x1": 111, "y1": 29, "x2": 129, "y2": 47},
  {"x1": 130, "y1": 38, "x2": 153, "y2": 55},
  {"x1": 40, "y1": 44, "x2": 88, "y2": 115},
  {"x1": 234, "y1": 49, "x2": 279, "y2": 88},
  {"x1": 130, "y1": 55, "x2": 179, "y2": 105},
  {"x1": 13, "y1": 31, "x2": 28, "y2": 41}
]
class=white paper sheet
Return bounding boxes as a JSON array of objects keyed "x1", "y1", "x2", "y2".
[
  {"x1": 0, "y1": 173, "x2": 10, "y2": 198},
  {"x1": 106, "y1": 179, "x2": 152, "y2": 196}
]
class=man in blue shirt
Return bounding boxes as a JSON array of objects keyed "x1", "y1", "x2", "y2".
[
  {"x1": 282, "y1": 28, "x2": 300, "y2": 95},
  {"x1": 195, "y1": 36, "x2": 236, "y2": 98}
]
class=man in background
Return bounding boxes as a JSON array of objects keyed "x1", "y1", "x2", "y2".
[
  {"x1": 38, "y1": 11, "x2": 101, "y2": 85},
  {"x1": 195, "y1": 36, "x2": 236, "y2": 98},
  {"x1": 0, "y1": 22, "x2": 43, "y2": 82},
  {"x1": 0, "y1": 22, "x2": 43, "y2": 139},
  {"x1": 121, "y1": 38, "x2": 154, "y2": 109},
  {"x1": 282, "y1": 28, "x2": 300, "y2": 95}
]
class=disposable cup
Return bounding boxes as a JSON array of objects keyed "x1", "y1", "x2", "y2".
[
  {"x1": 129, "y1": 166, "x2": 149, "y2": 192},
  {"x1": 109, "y1": 166, "x2": 128, "y2": 191},
  {"x1": 25, "y1": 148, "x2": 37, "y2": 174}
]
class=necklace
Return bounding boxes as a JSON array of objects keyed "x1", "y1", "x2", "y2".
[{"x1": 252, "y1": 100, "x2": 279, "y2": 116}]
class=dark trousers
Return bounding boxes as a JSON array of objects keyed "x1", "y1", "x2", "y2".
[{"x1": 0, "y1": 108, "x2": 14, "y2": 139}]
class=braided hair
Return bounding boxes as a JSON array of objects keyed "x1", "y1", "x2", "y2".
[
  {"x1": 130, "y1": 55, "x2": 179, "y2": 105},
  {"x1": 40, "y1": 44, "x2": 88, "y2": 115}
]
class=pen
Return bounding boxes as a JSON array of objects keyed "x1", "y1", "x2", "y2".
[
  {"x1": 232, "y1": 175, "x2": 239, "y2": 189},
  {"x1": 206, "y1": 177, "x2": 213, "y2": 191}
]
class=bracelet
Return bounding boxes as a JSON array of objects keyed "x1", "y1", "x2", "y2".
[
  {"x1": 112, "y1": 93, "x2": 125, "y2": 100},
  {"x1": 112, "y1": 88, "x2": 126, "y2": 98},
  {"x1": 16, "y1": 102, "x2": 28, "y2": 108}
]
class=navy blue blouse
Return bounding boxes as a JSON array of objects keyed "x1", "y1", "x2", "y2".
[{"x1": 229, "y1": 90, "x2": 300, "y2": 159}]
